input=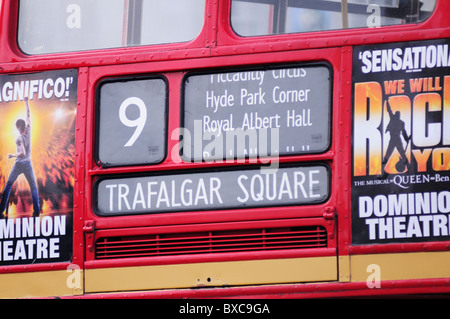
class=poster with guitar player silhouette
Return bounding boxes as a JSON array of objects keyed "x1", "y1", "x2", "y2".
[
  {"x1": 352, "y1": 39, "x2": 450, "y2": 245},
  {"x1": 0, "y1": 69, "x2": 77, "y2": 265}
]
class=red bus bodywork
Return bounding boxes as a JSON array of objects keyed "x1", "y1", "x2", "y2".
[{"x1": 0, "y1": 0, "x2": 449, "y2": 298}]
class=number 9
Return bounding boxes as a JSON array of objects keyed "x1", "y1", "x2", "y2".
[{"x1": 119, "y1": 97, "x2": 147, "y2": 147}]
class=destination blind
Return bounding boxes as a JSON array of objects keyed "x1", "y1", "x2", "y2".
[
  {"x1": 95, "y1": 165, "x2": 329, "y2": 216},
  {"x1": 181, "y1": 64, "x2": 332, "y2": 162}
]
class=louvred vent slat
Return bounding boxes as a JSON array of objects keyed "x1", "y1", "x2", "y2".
[{"x1": 95, "y1": 226, "x2": 327, "y2": 260}]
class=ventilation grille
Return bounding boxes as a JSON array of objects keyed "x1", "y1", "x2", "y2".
[{"x1": 95, "y1": 226, "x2": 327, "y2": 260}]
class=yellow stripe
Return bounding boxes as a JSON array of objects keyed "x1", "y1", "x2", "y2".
[
  {"x1": 339, "y1": 255, "x2": 351, "y2": 282},
  {"x1": 350, "y1": 251, "x2": 450, "y2": 282},
  {"x1": 0, "y1": 269, "x2": 83, "y2": 299},
  {"x1": 2, "y1": 251, "x2": 449, "y2": 297},
  {"x1": 85, "y1": 256, "x2": 337, "y2": 293}
]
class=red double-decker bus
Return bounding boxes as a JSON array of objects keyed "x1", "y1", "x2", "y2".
[{"x1": 0, "y1": 0, "x2": 449, "y2": 299}]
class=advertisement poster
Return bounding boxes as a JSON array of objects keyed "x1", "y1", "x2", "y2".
[
  {"x1": 0, "y1": 69, "x2": 77, "y2": 265},
  {"x1": 352, "y1": 39, "x2": 450, "y2": 245}
]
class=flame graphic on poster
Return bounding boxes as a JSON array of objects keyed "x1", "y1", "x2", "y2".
[{"x1": 0, "y1": 71, "x2": 77, "y2": 220}]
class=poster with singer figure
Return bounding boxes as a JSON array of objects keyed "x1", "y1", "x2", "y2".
[
  {"x1": 0, "y1": 69, "x2": 77, "y2": 265},
  {"x1": 352, "y1": 39, "x2": 450, "y2": 245}
]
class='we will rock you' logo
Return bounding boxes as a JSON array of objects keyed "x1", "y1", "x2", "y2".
[{"x1": 353, "y1": 76, "x2": 450, "y2": 178}]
